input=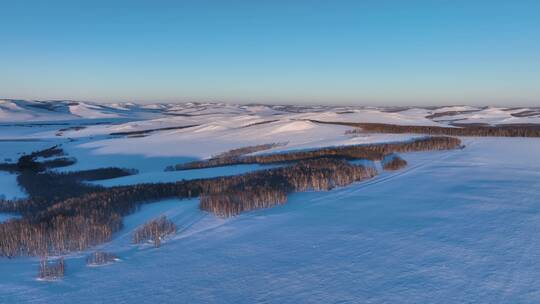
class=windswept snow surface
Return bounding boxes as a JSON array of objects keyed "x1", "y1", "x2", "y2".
[
  {"x1": 1, "y1": 138, "x2": 540, "y2": 303},
  {"x1": 1, "y1": 101, "x2": 540, "y2": 303}
]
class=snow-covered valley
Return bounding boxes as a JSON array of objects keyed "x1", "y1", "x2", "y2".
[{"x1": 1, "y1": 100, "x2": 539, "y2": 303}]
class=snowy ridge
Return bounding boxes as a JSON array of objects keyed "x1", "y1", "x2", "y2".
[
  {"x1": 1, "y1": 99, "x2": 539, "y2": 125},
  {"x1": 1, "y1": 99, "x2": 538, "y2": 161}
]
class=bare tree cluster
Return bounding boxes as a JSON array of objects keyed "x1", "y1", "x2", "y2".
[
  {"x1": 133, "y1": 216, "x2": 177, "y2": 247},
  {"x1": 201, "y1": 189, "x2": 289, "y2": 217},
  {"x1": 109, "y1": 124, "x2": 198, "y2": 137},
  {"x1": 382, "y1": 155, "x2": 408, "y2": 171},
  {"x1": 314, "y1": 120, "x2": 540, "y2": 137},
  {"x1": 0, "y1": 145, "x2": 65, "y2": 172},
  {"x1": 0, "y1": 138, "x2": 456, "y2": 257},
  {"x1": 86, "y1": 251, "x2": 119, "y2": 266},
  {"x1": 213, "y1": 142, "x2": 287, "y2": 158},
  {"x1": 425, "y1": 110, "x2": 481, "y2": 119},
  {"x1": 0, "y1": 158, "x2": 376, "y2": 256},
  {"x1": 166, "y1": 142, "x2": 287, "y2": 171},
  {"x1": 38, "y1": 257, "x2": 65, "y2": 280},
  {"x1": 200, "y1": 158, "x2": 376, "y2": 217},
  {"x1": 0, "y1": 212, "x2": 122, "y2": 257},
  {"x1": 169, "y1": 136, "x2": 461, "y2": 170},
  {"x1": 0, "y1": 167, "x2": 135, "y2": 216}
]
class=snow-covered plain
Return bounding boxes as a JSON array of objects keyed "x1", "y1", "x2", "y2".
[{"x1": 1, "y1": 100, "x2": 540, "y2": 303}]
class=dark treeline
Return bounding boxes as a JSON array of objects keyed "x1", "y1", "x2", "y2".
[
  {"x1": 0, "y1": 146, "x2": 136, "y2": 257},
  {"x1": 310, "y1": 120, "x2": 540, "y2": 137},
  {"x1": 109, "y1": 124, "x2": 198, "y2": 136},
  {"x1": 168, "y1": 136, "x2": 461, "y2": 171},
  {"x1": 425, "y1": 110, "x2": 481, "y2": 119},
  {"x1": 56, "y1": 126, "x2": 86, "y2": 136},
  {"x1": 39, "y1": 157, "x2": 77, "y2": 169},
  {"x1": 382, "y1": 155, "x2": 408, "y2": 171},
  {"x1": 17, "y1": 146, "x2": 66, "y2": 171},
  {"x1": 0, "y1": 137, "x2": 457, "y2": 257},
  {"x1": 0, "y1": 145, "x2": 67, "y2": 173},
  {"x1": 132, "y1": 216, "x2": 177, "y2": 248},
  {"x1": 213, "y1": 142, "x2": 287, "y2": 159},
  {"x1": 165, "y1": 142, "x2": 287, "y2": 171},
  {"x1": 0, "y1": 158, "x2": 376, "y2": 257},
  {"x1": 27, "y1": 145, "x2": 65, "y2": 159},
  {"x1": 201, "y1": 158, "x2": 377, "y2": 217},
  {"x1": 0, "y1": 145, "x2": 135, "y2": 215},
  {"x1": 511, "y1": 110, "x2": 540, "y2": 118},
  {"x1": 0, "y1": 167, "x2": 136, "y2": 215}
]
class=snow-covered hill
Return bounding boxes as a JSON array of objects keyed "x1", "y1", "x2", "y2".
[
  {"x1": 1, "y1": 101, "x2": 540, "y2": 303},
  {"x1": 1, "y1": 99, "x2": 538, "y2": 161},
  {"x1": 2, "y1": 136, "x2": 540, "y2": 303},
  {"x1": 1, "y1": 99, "x2": 539, "y2": 125},
  {"x1": 0, "y1": 99, "x2": 165, "y2": 122}
]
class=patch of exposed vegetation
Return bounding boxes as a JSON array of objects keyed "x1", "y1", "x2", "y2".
[
  {"x1": 212, "y1": 142, "x2": 287, "y2": 159},
  {"x1": 314, "y1": 120, "x2": 540, "y2": 137},
  {"x1": 168, "y1": 136, "x2": 461, "y2": 171},
  {"x1": 0, "y1": 146, "x2": 136, "y2": 215},
  {"x1": 0, "y1": 137, "x2": 460, "y2": 257},
  {"x1": 0, "y1": 145, "x2": 68, "y2": 172},
  {"x1": 238, "y1": 119, "x2": 280, "y2": 128},
  {"x1": 133, "y1": 216, "x2": 177, "y2": 248},
  {"x1": 38, "y1": 257, "x2": 65, "y2": 280},
  {"x1": 511, "y1": 110, "x2": 540, "y2": 118},
  {"x1": 86, "y1": 251, "x2": 119, "y2": 266},
  {"x1": 0, "y1": 158, "x2": 376, "y2": 257},
  {"x1": 200, "y1": 158, "x2": 377, "y2": 217},
  {"x1": 425, "y1": 110, "x2": 481, "y2": 119},
  {"x1": 109, "y1": 125, "x2": 198, "y2": 137},
  {"x1": 382, "y1": 155, "x2": 408, "y2": 171},
  {"x1": 56, "y1": 126, "x2": 86, "y2": 136}
]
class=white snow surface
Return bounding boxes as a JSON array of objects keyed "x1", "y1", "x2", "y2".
[
  {"x1": 1, "y1": 99, "x2": 539, "y2": 125},
  {"x1": 1, "y1": 137, "x2": 540, "y2": 303},
  {"x1": 1, "y1": 101, "x2": 540, "y2": 303}
]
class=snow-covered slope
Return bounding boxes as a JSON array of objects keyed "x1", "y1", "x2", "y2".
[
  {"x1": 2, "y1": 137, "x2": 540, "y2": 303},
  {"x1": 1, "y1": 99, "x2": 539, "y2": 125},
  {"x1": 1, "y1": 99, "x2": 539, "y2": 163},
  {"x1": 1, "y1": 101, "x2": 540, "y2": 303},
  {"x1": 0, "y1": 99, "x2": 162, "y2": 122}
]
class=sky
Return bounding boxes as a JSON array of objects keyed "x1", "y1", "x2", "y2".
[{"x1": 1, "y1": 0, "x2": 539, "y2": 106}]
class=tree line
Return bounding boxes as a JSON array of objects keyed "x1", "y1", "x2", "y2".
[
  {"x1": 165, "y1": 142, "x2": 286, "y2": 171},
  {"x1": 200, "y1": 158, "x2": 377, "y2": 217},
  {"x1": 213, "y1": 142, "x2": 287, "y2": 158},
  {"x1": 312, "y1": 120, "x2": 540, "y2": 137},
  {"x1": 169, "y1": 136, "x2": 461, "y2": 170},
  {"x1": 0, "y1": 158, "x2": 376, "y2": 256},
  {"x1": 0, "y1": 137, "x2": 460, "y2": 257}
]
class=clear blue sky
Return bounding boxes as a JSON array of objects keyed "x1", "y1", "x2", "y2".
[{"x1": 1, "y1": 0, "x2": 539, "y2": 105}]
